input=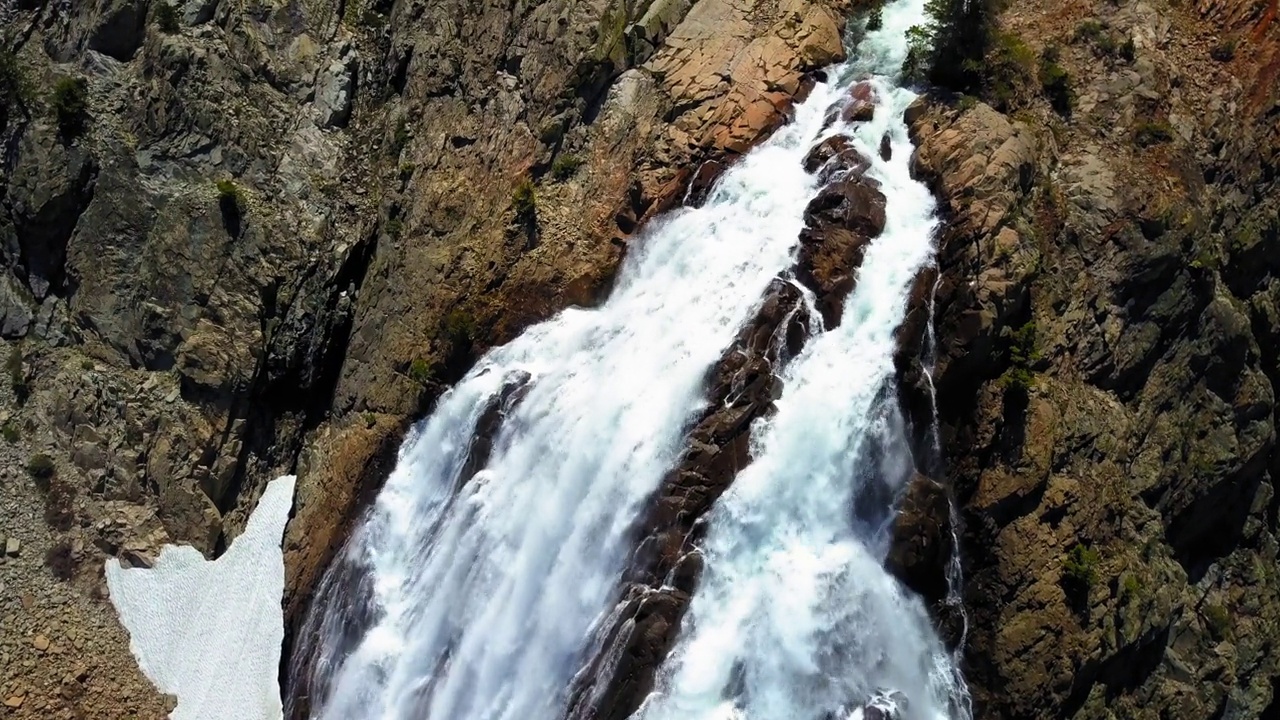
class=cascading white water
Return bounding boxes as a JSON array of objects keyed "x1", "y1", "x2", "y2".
[
  {"x1": 631, "y1": 0, "x2": 971, "y2": 718},
  {"x1": 297, "y1": 0, "x2": 968, "y2": 717},
  {"x1": 298, "y1": 70, "x2": 859, "y2": 720}
]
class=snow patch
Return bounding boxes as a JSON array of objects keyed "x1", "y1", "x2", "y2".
[{"x1": 106, "y1": 475, "x2": 296, "y2": 720}]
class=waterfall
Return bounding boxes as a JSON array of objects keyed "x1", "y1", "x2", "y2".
[
  {"x1": 631, "y1": 1, "x2": 969, "y2": 718},
  {"x1": 290, "y1": 0, "x2": 968, "y2": 717}
]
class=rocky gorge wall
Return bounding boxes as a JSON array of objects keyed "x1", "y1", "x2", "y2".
[
  {"x1": 0, "y1": 0, "x2": 853, "y2": 715},
  {"x1": 2, "y1": 0, "x2": 1279, "y2": 716},
  {"x1": 891, "y1": 0, "x2": 1280, "y2": 715}
]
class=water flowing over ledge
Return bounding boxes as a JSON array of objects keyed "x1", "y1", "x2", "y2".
[{"x1": 288, "y1": 0, "x2": 969, "y2": 717}]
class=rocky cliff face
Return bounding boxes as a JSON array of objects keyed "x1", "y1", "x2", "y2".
[
  {"x1": 0, "y1": 0, "x2": 852, "y2": 715},
  {"x1": 894, "y1": 0, "x2": 1280, "y2": 715}
]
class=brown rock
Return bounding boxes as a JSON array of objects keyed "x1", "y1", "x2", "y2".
[
  {"x1": 885, "y1": 473, "x2": 954, "y2": 604},
  {"x1": 33, "y1": 634, "x2": 50, "y2": 652},
  {"x1": 802, "y1": 135, "x2": 872, "y2": 182},
  {"x1": 840, "y1": 80, "x2": 879, "y2": 123}
]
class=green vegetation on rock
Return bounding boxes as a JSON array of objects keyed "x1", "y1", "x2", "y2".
[
  {"x1": 1203, "y1": 602, "x2": 1232, "y2": 640},
  {"x1": 26, "y1": 453, "x2": 55, "y2": 481},
  {"x1": 444, "y1": 309, "x2": 477, "y2": 345},
  {"x1": 552, "y1": 154, "x2": 584, "y2": 181},
  {"x1": 0, "y1": 50, "x2": 35, "y2": 129},
  {"x1": 512, "y1": 178, "x2": 537, "y2": 221},
  {"x1": 1038, "y1": 45, "x2": 1074, "y2": 115},
  {"x1": 153, "y1": 2, "x2": 180, "y2": 33},
  {"x1": 408, "y1": 358, "x2": 432, "y2": 386},
  {"x1": 1134, "y1": 119, "x2": 1174, "y2": 147},
  {"x1": 2, "y1": 419, "x2": 19, "y2": 443},
  {"x1": 7, "y1": 345, "x2": 28, "y2": 405},
  {"x1": 1063, "y1": 543, "x2": 1102, "y2": 590},
  {"x1": 51, "y1": 75, "x2": 89, "y2": 139}
]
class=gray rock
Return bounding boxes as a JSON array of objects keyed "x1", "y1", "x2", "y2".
[
  {"x1": 181, "y1": 0, "x2": 217, "y2": 25},
  {"x1": 0, "y1": 274, "x2": 34, "y2": 339},
  {"x1": 4, "y1": 538, "x2": 19, "y2": 557},
  {"x1": 313, "y1": 48, "x2": 357, "y2": 130}
]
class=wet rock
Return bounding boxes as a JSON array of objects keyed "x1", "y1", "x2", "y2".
[
  {"x1": 885, "y1": 473, "x2": 953, "y2": 604},
  {"x1": 879, "y1": 133, "x2": 892, "y2": 161},
  {"x1": 840, "y1": 80, "x2": 878, "y2": 123},
  {"x1": 796, "y1": 176, "x2": 887, "y2": 327},
  {"x1": 803, "y1": 135, "x2": 872, "y2": 182},
  {"x1": 565, "y1": 278, "x2": 814, "y2": 720}
]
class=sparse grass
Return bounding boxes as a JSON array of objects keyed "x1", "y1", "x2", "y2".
[
  {"x1": 512, "y1": 178, "x2": 536, "y2": 221},
  {"x1": 408, "y1": 358, "x2": 432, "y2": 386},
  {"x1": 153, "y1": 2, "x2": 180, "y2": 33},
  {"x1": 551, "y1": 154, "x2": 584, "y2": 181},
  {"x1": 1134, "y1": 119, "x2": 1174, "y2": 147},
  {"x1": 51, "y1": 76, "x2": 89, "y2": 139}
]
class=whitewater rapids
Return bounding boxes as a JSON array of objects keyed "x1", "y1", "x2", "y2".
[{"x1": 291, "y1": 0, "x2": 969, "y2": 717}]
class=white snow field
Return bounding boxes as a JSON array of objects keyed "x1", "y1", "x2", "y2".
[{"x1": 105, "y1": 474, "x2": 297, "y2": 720}]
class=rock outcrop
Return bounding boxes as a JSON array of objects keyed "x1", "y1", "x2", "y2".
[{"x1": 889, "y1": 0, "x2": 1280, "y2": 712}]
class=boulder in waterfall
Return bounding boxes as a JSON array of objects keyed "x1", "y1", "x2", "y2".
[
  {"x1": 840, "y1": 81, "x2": 879, "y2": 123},
  {"x1": 804, "y1": 177, "x2": 887, "y2": 238},
  {"x1": 885, "y1": 472, "x2": 954, "y2": 604},
  {"x1": 803, "y1": 135, "x2": 872, "y2": 183},
  {"x1": 796, "y1": 177, "x2": 887, "y2": 327}
]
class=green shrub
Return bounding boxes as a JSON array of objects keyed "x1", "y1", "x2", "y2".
[
  {"x1": 217, "y1": 178, "x2": 246, "y2": 213},
  {"x1": 2, "y1": 420, "x2": 19, "y2": 443},
  {"x1": 988, "y1": 32, "x2": 1037, "y2": 109},
  {"x1": 1008, "y1": 321, "x2": 1039, "y2": 367},
  {"x1": 51, "y1": 76, "x2": 89, "y2": 139},
  {"x1": 551, "y1": 154, "x2": 584, "y2": 181},
  {"x1": 408, "y1": 358, "x2": 432, "y2": 386},
  {"x1": 390, "y1": 116, "x2": 410, "y2": 156},
  {"x1": 1063, "y1": 543, "x2": 1102, "y2": 590},
  {"x1": 384, "y1": 217, "x2": 404, "y2": 238},
  {"x1": 1038, "y1": 45, "x2": 1074, "y2": 115},
  {"x1": 153, "y1": 2, "x2": 180, "y2": 33},
  {"x1": 1120, "y1": 36, "x2": 1136, "y2": 62},
  {"x1": 443, "y1": 309, "x2": 476, "y2": 345},
  {"x1": 27, "y1": 453, "x2": 56, "y2": 481},
  {"x1": 512, "y1": 178, "x2": 536, "y2": 221},
  {"x1": 1121, "y1": 574, "x2": 1143, "y2": 600},
  {"x1": 1074, "y1": 19, "x2": 1107, "y2": 44},
  {"x1": 1203, "y1": 602, "x2": 1232, "y2": 640},
  {"x1": 7, "y1": 345, "x2": 27, "y2": 405},
  {"x1": 0, "y1": 50, "x2": 35, "y2": 127},
  {"x1": 1134, "y1": 120, "x2": 1174, "y2": 147},
  {"x1": 1210, "y1": 37, "x2": 1237, "y2": 62},
  {"x1": 903, "y1": 0, "x2": 1005, "y2": 94}
]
